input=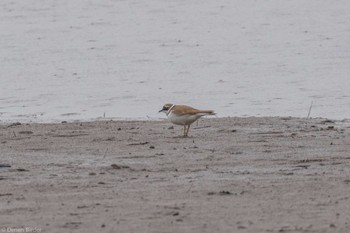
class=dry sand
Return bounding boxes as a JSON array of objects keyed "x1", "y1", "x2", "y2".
[{"x1": 0, "y1": 117, "x2": 350, "y2": 233}]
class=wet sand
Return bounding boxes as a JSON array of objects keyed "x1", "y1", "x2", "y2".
[{"x1": 0, "y1": 117, "x2": 350, "y2": 233}]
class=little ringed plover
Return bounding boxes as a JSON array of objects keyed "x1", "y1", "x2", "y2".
[{"x1": 159, "y1": 103, "x2": 215, "y2": 137}]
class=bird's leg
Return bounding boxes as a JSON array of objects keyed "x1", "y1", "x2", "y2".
[
  {"x1": 183, "y1": 125, "x2": 187, "y2": 137},
  {"x1": 186, "y1": 124, "x2": 190, "y2": 137}
]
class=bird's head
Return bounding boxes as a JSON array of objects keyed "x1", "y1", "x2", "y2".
[{"x1": 159, "y1": 103, "x2": 173, "y2": 113}]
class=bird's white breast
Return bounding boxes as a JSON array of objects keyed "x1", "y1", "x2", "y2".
[{"x1": 167, "y1": 112, "x2": 201, "y2": 125}]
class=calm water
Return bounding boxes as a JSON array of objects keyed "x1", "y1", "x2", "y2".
[{"x1": 1, "y1": 0, "x2": 350, "y2": 122}]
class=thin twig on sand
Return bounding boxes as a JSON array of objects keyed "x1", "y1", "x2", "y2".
[
  {"x1": 102, "y1": 148, "x2": 109, "y2": 159},
  {"x1": 186, "y1": 182, "x2": 194, "y2": 193},
  {"x1": 307, "y1": 101, "x2": 313, "y2": 119}
]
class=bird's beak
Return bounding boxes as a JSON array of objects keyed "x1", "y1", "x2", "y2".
[{"x1": 158, "y1": 109, "x2": 164, "y2": 113}]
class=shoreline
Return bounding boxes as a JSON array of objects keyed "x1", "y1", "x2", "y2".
[
  {"x1": 1, "y1": 117, "x2": 350, "y2": 232},
  {"x1": 1, "y1": 114, "x2": 350, "y2": 125}
]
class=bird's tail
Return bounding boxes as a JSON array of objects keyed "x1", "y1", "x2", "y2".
[{"x1": 198, "y1": 110, "x2": 216, "y2": 115}]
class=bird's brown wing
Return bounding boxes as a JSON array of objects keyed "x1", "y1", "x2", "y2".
[{"x1": 172, "y1": 105, "x2": 214, "y2": 116}]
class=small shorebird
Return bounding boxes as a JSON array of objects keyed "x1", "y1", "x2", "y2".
[{"x1": 159, "y1": 103, "x2": 215, "y2": 137}]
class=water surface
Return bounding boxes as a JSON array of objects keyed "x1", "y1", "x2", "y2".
[{"x1": 1, "y1": 0, "x2": 349, "y2": 122}]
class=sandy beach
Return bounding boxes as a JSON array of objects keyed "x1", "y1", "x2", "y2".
[
  {"x1": 1, "y1": 117, "x2": 350, "y2": 233},
  {"x1": 1, "y1": 1, "x2": 350, "y2": 232}
]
